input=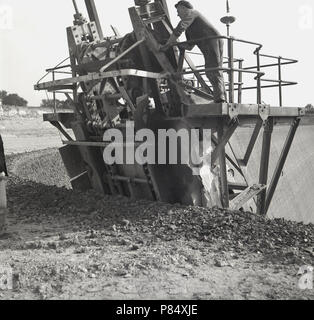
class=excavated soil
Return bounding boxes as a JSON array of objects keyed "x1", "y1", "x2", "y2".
[{"x1": 0, "y1": 148, "x2": 313, "y2": 300}]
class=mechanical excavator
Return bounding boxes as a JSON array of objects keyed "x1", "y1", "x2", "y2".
[{"x1": 34, "y1": 0, "x2": 310, "y2": 218}]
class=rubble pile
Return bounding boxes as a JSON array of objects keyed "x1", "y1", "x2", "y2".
[
  {"x1": 0, "y1": 150, "x2": 313, "y2": 299},
  {"x1": 6, "y1": 151, "x2": 314, "y2": 263},
  {"x1": 8, "y1": 149, "x2": 71, "y2": 189}
]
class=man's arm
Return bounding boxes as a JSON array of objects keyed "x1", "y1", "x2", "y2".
[
  {"x1": 161, "y1": 11, "x2": 197, "y2": 51},
  {"x1": 173, "y1": 12, "x2": 196, "y2": 39}
]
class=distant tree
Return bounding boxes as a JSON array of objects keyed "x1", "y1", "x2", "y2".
[
  {"x1": 40, "y1": 99, "x2": 71, "y2": 110},
  {"x1": 40, "y1": 99, "x2": 55, "y2": 109},
  {"x1": 3, "y1": 93, "x2": 28, "y2": 106},
  {"x1": 0, "y1": 90, "x2": 7, "y2": 101},
  {"x1": 305, "y1": 104, "x2": 314, "y2": 114}
]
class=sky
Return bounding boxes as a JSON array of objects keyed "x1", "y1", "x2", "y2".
[{"x1": 0, "y1": 0, "x2": 313, "y2": 107}]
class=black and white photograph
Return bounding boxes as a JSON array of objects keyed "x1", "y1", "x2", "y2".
[{"x1": 0, "y1": 0, "x2": 314, "y2": 304}]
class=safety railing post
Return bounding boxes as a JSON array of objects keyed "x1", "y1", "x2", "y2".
[
  {"x1": 52, "y1": 71, "x2": 57, "y2": 114},
  {"x1": 255, "y1": 48, "x2": 262, "y2": 104},
  {"x1": 278, "y1": 57, "x2": 283, "y2": 107},
  {"x1": 228, "y1": 38, "x2": 235, "y2": 103},
  {"x1": 238, "y1": 59, "x2": 243, "y2": 103}
]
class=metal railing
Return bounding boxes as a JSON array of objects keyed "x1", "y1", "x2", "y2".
[
  {"x1": 38, "y1": 35, "x2": 299, "y2": 110},
  {"x1": 37, "y1": 57, "x2": 72, "y2": 113},
  {"x1": 176, "y1": 35, "x2": 298, "y2": 106}
]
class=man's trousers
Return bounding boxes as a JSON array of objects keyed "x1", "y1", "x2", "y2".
[{"x1": 201, "y1": 39, "x2": 227, "y2": 102}]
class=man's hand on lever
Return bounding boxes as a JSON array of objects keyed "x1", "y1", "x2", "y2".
[
  {"x1": 159, "y1": 33, "x2": 179, "y2": 52},
  {"x1": 177, "y1": 42, "x2": 194, "y2": 51},
  {"x1": 159, "y1": 41, "x2": 194, "y2": 52}
]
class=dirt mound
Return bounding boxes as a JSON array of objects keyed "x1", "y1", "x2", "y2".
[
  {"x1": 1, "y1": 150, "x2": 313, "y2": 300},
  {"x1": 8, "y1": 149, "x2": 70, "y2": 189},
  {"x1": 6, "y1": 150, "x2": 314, "y2": 261},
  {"x1": 5, "y1": 173, "x2": 314, "y2": 263}
]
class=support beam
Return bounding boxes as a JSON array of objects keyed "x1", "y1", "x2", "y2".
[
  {"x1": 155, "y1": 0, "x2": 170, "y2": 20},
  {"x1": 118, "y1": 86, "x2": 136, "y2": 114},
  {"x1": 239, "y1": 119, "x2": 263, "y2": 166},
  {"x1": 35, "y1": 69, "x2": 164, "y2": 91},
  {"x1": 71, "y1": 121, "x2": 109, "y2": 195},
  {"x1": 257, "y1": 118, "x2": 274, "y2": 215},
  {"x1": 184, "y1": 54, "x2": 213, "y2": 95},
  {"x1": 180, "y1": 82, "x2": 213, "y2": 101},
  {"x1": 152, "y1": 0, "x2": 173, "y2": 43},
  {"x1": 50, "y1": 121, "x2": 74, "y2": 142},
  {"x1": 212, "y1": 136, "x2": 245, "y2": 178},
  {"x1": 228, "y1": 182, "x2": 248, "y2": 191},
  {"x1": 217, "y1": 121, "x2": 230, "y2": 208},
  {"x1": 100, "y1": 38, "x2": 145, "y2": 73},
  {"x1": 66, "y1": 27, "x2": 79, "y2": 102},
  {"x1": 129, "y1": 6, "x2": 164, "y2": 112},
  {"x1": 129, "y1": 6, "x2": 193, "y2": 117},
  {"x1": 144, "y1": 165, "x2": 162, "y2": 202},
  {"x1": 112, "y1": 175, "x2": 149, "y2": 187},
  {"x1": 230, "y1": 184, "x2": 266, "y2": 211},
  {"x1": 84, "y1": 0, "x2": 104, "y2": 40},
  {"x1": 216, "y1": 121, "x2": 254, "y2": 208},
  {"x1": 63, "y1": 140, "x2": 143, "y2": 148},
  {"x1": 265, "y1": 117, "x2": 300, "y2": 213},
  {"x1": 212, "y1": 118, "x2": 238, "y2": 164}
]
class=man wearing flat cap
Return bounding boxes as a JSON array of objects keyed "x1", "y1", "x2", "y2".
[{"x1": 162, "y1": 1, "x2": 226, "y2": 103}]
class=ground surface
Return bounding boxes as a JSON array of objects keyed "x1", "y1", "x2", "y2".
[
  {"x1": 0, "y1": 116, "x2": 314, "y2": 300},
  {"x1": 0, "y1": 117, "x2": 63, "y2": 154}
]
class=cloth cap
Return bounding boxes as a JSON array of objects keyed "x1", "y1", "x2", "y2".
[{"x1": 175, "y1": 1, "x2": 193, "y2": 9}]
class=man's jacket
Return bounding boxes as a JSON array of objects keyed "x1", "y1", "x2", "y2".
[{"x1": 174, "y1": 10, "x2": 222, "y2": 52}]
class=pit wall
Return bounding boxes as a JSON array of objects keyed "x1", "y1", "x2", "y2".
[{"x1": 230, "y1": 123, "x2": 314, "y2": 224}]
